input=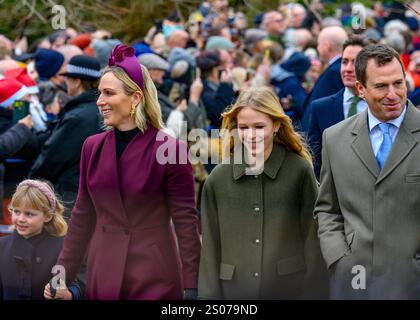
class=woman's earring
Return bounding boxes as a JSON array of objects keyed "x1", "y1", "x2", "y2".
[{"x1": 129, "y1": 104, "x2": 136, "y2": 118}]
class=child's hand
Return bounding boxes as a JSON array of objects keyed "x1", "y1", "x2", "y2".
[{"x1": 44, "y1": 279, "x2": 73, "y2": 300}]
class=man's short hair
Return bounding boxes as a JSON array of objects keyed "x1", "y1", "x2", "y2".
[
  {"x1": 342, "y1": 35, "x2": 373, "y2": 52},
  {"x1": 355, "y1": 44, "x2": 405, "y2": 87},
  {"x1": 80, "y1": 79, "x2": 99, "y2": 92}
]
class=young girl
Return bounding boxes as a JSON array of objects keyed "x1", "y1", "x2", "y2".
[
  {"x1": 198, "y1": 87, "x2": 328, "y2": 299},
  {"x1": 0, "y1": 179, "x2": 84, "y2": 300}
]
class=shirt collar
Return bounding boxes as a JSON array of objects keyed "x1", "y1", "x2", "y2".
[
  {"x1": 233, "y1": 144, "x2": 286, "y2": 180},
  {"x1": 344, "y1": 87, "x2": 356, "y2": 102},
  {"x1": 206, "y1": 80, "x2": 219, "y2": 91},
  {"x1": 368, "y1": 103, "x2": 407, "y2": 132},
  {"x1": 329, "y1": 55, "x2": 341, "y2": 66}
]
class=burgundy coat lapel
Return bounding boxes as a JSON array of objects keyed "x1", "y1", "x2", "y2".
[{"x1": 91, "y1": 130, "x2": 130, "y2": 225}]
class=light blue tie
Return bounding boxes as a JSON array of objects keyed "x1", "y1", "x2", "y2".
[{"x1": 376, "y1": 123, "x2": 393, "y2": 170}]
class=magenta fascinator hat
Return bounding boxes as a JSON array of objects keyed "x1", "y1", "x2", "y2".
[{"x1": 108, "y1": 44, "x2": 145, "y2": 90}]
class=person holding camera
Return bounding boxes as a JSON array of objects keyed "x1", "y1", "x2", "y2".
[
  {"x1": 196, "y1": 50, "x2": 235, "y2": 130},
  {"x1": 0, "y1": 114, "x2": 32, "y2": 223},
  {"x1": 29, "y1": 55, "x2": 103, "y2": 217},
  {"x1": 138, "y1": 52, "x2": 207, "y2": 137},
  {"x1": 0, "y1": 76, "x2": 45, "y2": 223}
]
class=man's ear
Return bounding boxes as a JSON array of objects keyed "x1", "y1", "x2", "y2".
[
  {"x1": 76, "y1": 78, "x2": 82, "y2": 90},
  {"x1": 355, "y1": 80, "x2": 365, "y2": 98}
]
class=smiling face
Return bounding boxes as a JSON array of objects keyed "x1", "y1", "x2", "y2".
[
  {"x1": 236, "y1": 106, "x2": 280, "y2": 161},
  {"x1": 10, "y1": 202, "x2": 52, "y2": 239},
  {"x1": 341, "y1": 45, "x2": 363, "y2": 92},
  {"x1": 97, "y1": 72, "x2": 138, "y2": 131},
  {"x1": 356, "y1": 57, "x2": 407, "y2": 122}
]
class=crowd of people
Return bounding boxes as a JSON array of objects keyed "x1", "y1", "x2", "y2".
[{"x1": 1, "y1": 0, "x2": 420, "y2": 300}]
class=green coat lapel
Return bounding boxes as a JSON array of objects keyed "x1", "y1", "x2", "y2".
[{"x1": 232, "y1": 144, "x2": 286, "y2": 180}]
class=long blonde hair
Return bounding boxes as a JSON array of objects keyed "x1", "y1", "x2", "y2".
[
  {"x1": 221, "y1": 86, "x2": 313, "y2": 166},
  {"x1": 8, "y1": 180, "x2": 67, "y2": 237},
  {"x1": 102, "y1": 65, "x2": 164, "y2": 132}
]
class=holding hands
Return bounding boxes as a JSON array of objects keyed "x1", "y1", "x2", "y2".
[{"x1": 44, "y1": 278, "x2": 73, "y2": 300}]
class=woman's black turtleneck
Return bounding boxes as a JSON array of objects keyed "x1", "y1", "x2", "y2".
[{"x1": 115, "y1": 127, "x2": 140, "y2": 160}]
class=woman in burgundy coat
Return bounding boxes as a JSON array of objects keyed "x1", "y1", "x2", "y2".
[{"x1": 55, "y1": 45, "x2": 201, "y2": 300}]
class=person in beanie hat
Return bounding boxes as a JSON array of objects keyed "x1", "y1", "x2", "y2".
[
  {"x1": 35, "y1": 48, "x2": 65, "y2": 82},
  {"x1": 29, "y1": 54, "x2": 103, "y2": 218},
  {"x1": 34, "y1": 48, "x2": 68, "y2": 108}
]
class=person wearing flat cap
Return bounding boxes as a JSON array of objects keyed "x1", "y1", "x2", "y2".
[
  {"x1": 29, "y1": 55, "x2": 103, "y2": 217},
  {"x1": 53, "y1": 45, "x2": 201, "y2": 300}
]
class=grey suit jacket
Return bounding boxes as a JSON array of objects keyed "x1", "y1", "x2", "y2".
[{"x1": 315, "y1": 102, "x2": 420, "y2": 299}]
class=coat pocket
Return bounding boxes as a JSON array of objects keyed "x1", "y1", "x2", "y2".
[
  {"x1": 405, "y1": 174, "x2": 420, "y2": 184},
  {"x1": 277, "y1": 254, "x2": 306, "y2": 276},
  {"x1": 219, "y1": 263, "x2": 235, "y2": 280}
]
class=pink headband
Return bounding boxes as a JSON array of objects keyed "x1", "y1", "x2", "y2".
[
  {"x1": 108, "y1": 44, "x2": 145, "y2": 90},
  {"x1": 18, "y1": 180, "x2": 56, "y2": 212}
]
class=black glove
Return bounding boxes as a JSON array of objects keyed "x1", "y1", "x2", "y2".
[{"x1": 184, "y1": 288, "x2": 198, "y2": 300}]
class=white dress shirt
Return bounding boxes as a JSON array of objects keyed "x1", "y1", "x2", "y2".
[
  {"x1": 343, "y1": 88, "x2": 368, "y2": 119},
  {"x1": 367, "y1": 105, "x2": 407, "y2": 156},
  {"x1": 328, "y1": 55, "x2": 341, "y2": 66}
]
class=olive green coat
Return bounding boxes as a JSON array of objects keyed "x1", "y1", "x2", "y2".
[{"x1": 198, "y1": 144, "x2": 328, "y2": 300}]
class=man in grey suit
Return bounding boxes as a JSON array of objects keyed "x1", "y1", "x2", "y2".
[{"x1": 315, "y1": 44, "x2": 420, "y2": 299}]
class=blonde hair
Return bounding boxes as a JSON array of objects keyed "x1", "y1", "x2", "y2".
[
  {"x1": 8, "y1": 180, "x2": 68, "y2": 237},
  {"x1": 102, "y1": 65, "x2": 164, "y2": 132},
  {"x1": 221, "y1": 86, "x2": 313, "y2": 166}
]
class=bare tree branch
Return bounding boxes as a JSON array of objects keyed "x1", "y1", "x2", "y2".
[{"x1": 21, "y1": 0, "x2": 48, "y2": 23}]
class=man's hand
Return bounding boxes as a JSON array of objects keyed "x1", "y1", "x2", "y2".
[
  {"x1": 220, "y1": 68, "x2": 233, "y2": 83},
  {"x1": 189, "y1": 77, "x2": 203, "y2": 105},
  {"x1": 176, "y1": 99, "x2": 188, "y2": 113}
]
